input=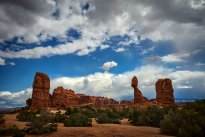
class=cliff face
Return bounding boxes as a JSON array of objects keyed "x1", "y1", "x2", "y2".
[
  {"x1": 155, "y1": 78, "x2": 175, "y2": 105},
  {"x1": 30, "y1": 72, "x2": 51, "y2": 110}
]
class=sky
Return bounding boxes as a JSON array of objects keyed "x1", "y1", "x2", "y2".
[{"x1": 0, "y1": 0, "x2": 205, "y2": 108}]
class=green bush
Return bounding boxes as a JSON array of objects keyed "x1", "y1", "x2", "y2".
[
  {"x1": 160, "y1": 100, "x2": 205, "y2": 137},
  {"x1": 129, "y1": 108, "x2": 140, "y2": 125},
  {"x1": 129, "y1": 106, "x2": 166, "y2": 127},
  {"x1": 96, "y1": 113, "x2": 121, "y2": 124},
  {"x1": 0, "y1": 114, "x2": 5, "y2": 125},
  {"x1": 81, "y1": 109, "x2": 96, "y2": 118},
  {"x1": 119, "y1": 108, "x2": 130, "y2": 118},
  {"x1": 63, "y1": 113, "x2": 92, "y2": 127},
  {"x1": 24, "y1": 110, "x2": 57, "y2": 134},
  {"x1": 65, "y1": 107, "x2": 80, "y2": 115},
  {"x1": 54, "y1": 112, "x2": 68, "y2": 123},
  {"x1": 0, "y1": 125, "x2": 25, "y2": 137},
  {"x1": 16, "y1": 110, "x2": 36, "y2": 122}
]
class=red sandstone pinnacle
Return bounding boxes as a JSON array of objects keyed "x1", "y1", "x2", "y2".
[
  {"x1": 30, "y1": 72, "x2": 51, "y2": 109},
  {"x1": 131, "y1": 76, "x2": 148, "y2": 104},
  {"x1": 155, "y1": 78, "x2": 175, "y2": 105}
]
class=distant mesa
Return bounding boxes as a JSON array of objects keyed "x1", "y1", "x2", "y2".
[{"x1": 27, "y1": 72, "x2": 175, "y2": 110}]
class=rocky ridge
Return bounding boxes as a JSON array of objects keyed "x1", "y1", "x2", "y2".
[{"x1": 27, "y1": 72, "x2": 175, "y2": 110}]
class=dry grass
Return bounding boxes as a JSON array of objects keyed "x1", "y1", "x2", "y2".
[{"x1": 4, "y1": 114, "x2": 174, "y2": 137}]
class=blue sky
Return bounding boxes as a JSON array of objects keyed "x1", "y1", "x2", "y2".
[{"x1": 0, "y1": 0, "x2": 205, "y2": 107}]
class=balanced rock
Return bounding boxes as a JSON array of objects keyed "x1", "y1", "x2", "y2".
[
  {"x1": 131, "y1": 76, "x2": 149, "y2": 104},
  {"x1": 30, "y1": 72, "x2": 51, "y2": 109},
  {"x1": 155, "y1": 78, "x2": 175, "y2": 105}
]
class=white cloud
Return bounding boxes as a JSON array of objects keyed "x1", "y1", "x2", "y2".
[
  {"x1": 101, "y1": 61, "x2": 118, "y2": 71},
  {"x1": 195, "y1": 62, "x2": 205, "y2": 66},
  {"x1": 140, "y1": 47, "x2": 155, "y2": 55},
  {"x1": 161, "y1": 53, "x2": 190, "y2": 63},
  {"x1": 176, "y1": 85, "x2": 193, "y2": 89},
  {"x1": 100, "y1": 44, "x2": 109, "y2": 50},
  {"x1": 8, "y1": 62, "x2": 16, "y2": 66},
  {"x1": 0, "y1": 58, "x2": 5, "y2": 65},
  {"x1": 0, "y1": 88, "x2": 32, "y2": 107},
  {"x1": 114, "y1": 48, "x2": 126, "y2": 52},
  {"x1": 0, "y1": 0, "x2": 204, "y2": 62}
]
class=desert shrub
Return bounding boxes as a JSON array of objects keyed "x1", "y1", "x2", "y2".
[
  {"x1": 142, "y1": 106, "x2": 165, "y2": 127},
  {"x1": 160, "y1": 100, "x2": 205, "y2": 137},
  {"x1": 96, "y1": 113, "x2": 121, "y2": 124},
  {"x1": 0, "y1": 114, "x2": 5, "y2": 125},
  {"x1": 81, "y1": 109, "x2": 96, "y2": 118},
  {"x1": 129, "y1": 106, "x2": 165, "y2": 127},
  {"x1": 0, "y1": 125, "x2": 25, "y2": 137},
  {"x1": 63, "y1": 113, "x2": 92, "y2": 127},
  {"x1": 24, "y1": 110, "x2": 57, "y2": 134},
  {"x1": 160, "y1": 109, "x2": 179, "y2": 136},
  {"x1": 65, "y1": 107, "x2": 72, "y2": 115},
  {"x1": 129, "y1": 108, "x2": 140, "y2": 125},
  {"x1": 54, "y1": 112, "x2": 68, "y2": 123},
  {"x1": 65, "y1": 107, "x2": 80, "y2": 115},
  {"x1": 16, "y1": 110, "x2": 36, "y2": 122},
  {"x1": 119, "y1": 108, "x2": 131, "y2": 118},
  {"x1": 107, "y1": 110, "x2": 120, "y2": 119}
]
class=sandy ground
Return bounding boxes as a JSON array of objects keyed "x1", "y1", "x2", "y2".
[{"x1": 4, "y1": 114, "x2": 174, "y2": 137}]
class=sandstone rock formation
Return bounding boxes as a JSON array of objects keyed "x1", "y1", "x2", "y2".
[
  {"x1": 77, "y1": 94, "x2": 119, "y2": 105},
  {"x1": 52, "y1": 86, "x2": 79, "y2": 107},
  {"x1": 28, "y1": 72, "x2": 119, "y2": 109},
  {"x1": 30, "y1": 72, "x2": 51, "y2": 109},
  {"x1": 131, "y1": 76, "x2": 149, "y2": 104},
  {"x1": 155, "y1": 78, "x2": 175, "y2": 105}
]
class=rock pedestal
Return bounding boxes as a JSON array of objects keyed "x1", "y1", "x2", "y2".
[
  {"x1": 30, "y1": 72, "x2": 51, "y2": 109},
  {"x1": 155, "y1": 78, "x2": 175, "y2": 105},
  {"x1": 131, "y1": 76, "x2": 148, "y2": 104}
]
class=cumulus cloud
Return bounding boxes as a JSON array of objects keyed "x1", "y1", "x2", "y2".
[
  {"x1": 161, "y1": 50, "x2": 202, "y2": 63},
  {"x1": 161, "y1": 53, "x2": 190, "y2": 63},
  {"x1": 0, "y1": 88, "x2": 32, "y2": 108},
  {"x1": 0, "y1": 58, "x2": 5, "y2": 65},
  {"x1": 0, "y1": 0, "x2": 204, "y2": 62},
  {"x1": 101, "y1": 61, "x2": 118, "y2": 71}
]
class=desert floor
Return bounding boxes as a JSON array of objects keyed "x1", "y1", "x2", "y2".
[{"x1": 4, "y1": 114, "x2": 174, "y2": 137}]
